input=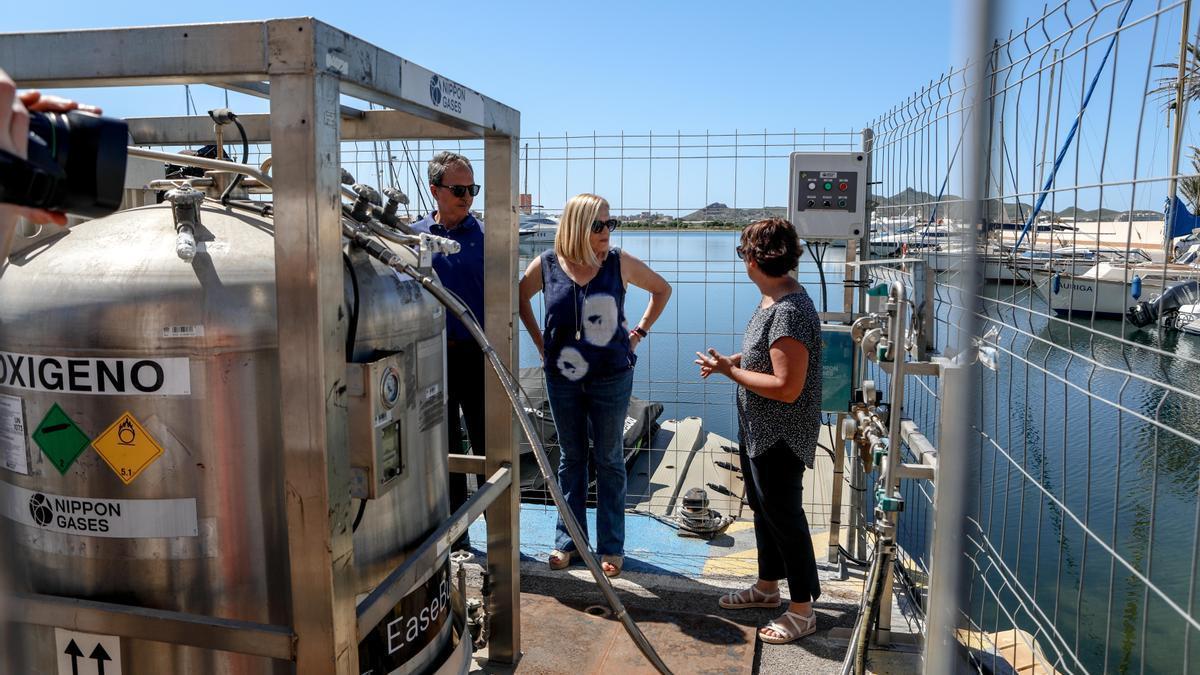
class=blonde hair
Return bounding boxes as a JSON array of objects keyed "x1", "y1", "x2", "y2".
[{"x1": 555, "y1": 193, "x2": 607, "y2": 267}]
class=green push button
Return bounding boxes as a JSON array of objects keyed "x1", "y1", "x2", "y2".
[
  {"x1": 32, "y1": 403, "x2": 91, "y2": 474},
  {"x1": 823, "y1": 181, "x2": 833, "y2": 191}
]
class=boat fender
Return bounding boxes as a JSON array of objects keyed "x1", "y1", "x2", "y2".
[
  {"x1": 1051, "y1": 273, "x2": 1061, "y2": 295},
  {"x1": 1131, "y1": 275, "x2": 1142, "y2": 300}
]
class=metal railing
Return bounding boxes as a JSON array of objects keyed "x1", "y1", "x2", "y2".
[{"x1": 867, "y1": 1, "x2": 1200, "y2": 672}]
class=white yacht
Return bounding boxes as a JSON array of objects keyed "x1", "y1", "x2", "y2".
[{"x1": 518, "y1": 212, "x2": 559, "y2": 246}]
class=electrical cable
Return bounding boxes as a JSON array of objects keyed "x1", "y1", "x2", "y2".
[
  {"x1": 838, "y1": 544, "x2": 871, "y2": 568},
  {"x1": 220, "y1": 117, "x2": 249, "y2": 205},
  {"x1": 808, "y1": 241, "x2": 830, "y2": 312},
  {"x1": 351, "y1": 498, "x2": 367, "y2": 532}
]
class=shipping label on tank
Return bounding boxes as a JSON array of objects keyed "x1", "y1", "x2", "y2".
[
  {"x1": 0, "y1": 394, "x2": 29, "y2": 475},
  {"x1": 161, "y1": 325, "x2": 204, "y2": 339},
  {"x1": 358, "y1": 561, "x2": 451, "y2": 675},
  {"x1": 55, "y1": 628, "x2": 122, "y2": 675},
  {"x1": 0, "y1": 352, "x2": 191, "y2": 396},
  {"x1": 0, "y1": 480, "x2": 198, "y2": 538}
]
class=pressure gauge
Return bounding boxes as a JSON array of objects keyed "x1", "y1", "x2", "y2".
[{"x1": 380, "y1": 366, "x2": 401, "y2": 409}]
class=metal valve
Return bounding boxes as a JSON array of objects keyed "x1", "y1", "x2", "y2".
[
  {"x1": 165, "y1": 186, "x2": 205, "y2": 263},
  {"x1": 350, "y1": 183, "x2": 381, "y2": 223},
  {"x1": 380, "y1": 187, "x2": 410, "y2": 226}
]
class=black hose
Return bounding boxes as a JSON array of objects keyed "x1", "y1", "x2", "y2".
[
  {"x1": 838, "y1": 544, "x2": 871, "y2": 568},
  {"x1": 351, "y1": 498, "x2": 367, "y2": 532},
  {"x1": 343, "y1": 253, "x2": 361, "y2": 358},
  {"x1": 846, "y1": 541, "x2": 891, "y2": 675},
  {"x1": 220, "y1": 117, "x2": 250, "y2": 205}
]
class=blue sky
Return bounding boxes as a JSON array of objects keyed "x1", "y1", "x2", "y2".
[
  {"x1": 5, "y1": 1, "x2": 960, "y2": 132},
  {"x1": 4, "y1": 1, "x2": 1195, "y2": 217}
]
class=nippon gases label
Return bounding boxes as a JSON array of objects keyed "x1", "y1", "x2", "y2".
[
  {"x1": 0, "y1": 480, "x2": 198, "y2": 538},
  {"x1": 0, "y1": 352, "x2": 191, "y2": 396},
  {"x1": 400, "y1": 61, "x2": 484, "y2": 126}
]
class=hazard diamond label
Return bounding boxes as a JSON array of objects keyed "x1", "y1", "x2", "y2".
[
  {"x1": 91, "y1": 412, "x2": 164, "y2": 485},
  {"x1": 32, "y1": 404, "x2": 90, "y2": 475}
]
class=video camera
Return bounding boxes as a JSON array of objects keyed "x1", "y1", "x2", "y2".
[{"x1": 0, "y1": 110, "x2": 128, "y2": 218}]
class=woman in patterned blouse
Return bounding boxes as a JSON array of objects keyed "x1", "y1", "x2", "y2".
[{"x1": 695, "y1": 218, "x2": 823, "y2": 644}]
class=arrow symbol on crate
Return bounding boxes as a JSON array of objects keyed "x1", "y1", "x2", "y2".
[
  {"x1": 89, "y1": 643, "x2": 112, "y2": 675},
  {"x1": 63, "y1": 639, "x2": 83, "y2": 675}
]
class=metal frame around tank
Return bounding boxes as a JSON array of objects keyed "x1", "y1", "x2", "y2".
[{"x1": 0, "y1": 18, "x2": 522, "y2": 673}]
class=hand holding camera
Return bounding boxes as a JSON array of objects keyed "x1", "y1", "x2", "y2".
[{"x1": 1, "y1": 67, "x2": 127, "y2": 261}]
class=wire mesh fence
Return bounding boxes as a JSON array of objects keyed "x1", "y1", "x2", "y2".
[
  {"x1": 131, "y1": 2, "x2": 1200, "y2": 663},
  {"x1": 867, "y1": 0, "x2": 1200, "y2": 672},
  {"x1": 199, "y1": 128, "x2": 865, "y2": 577}
]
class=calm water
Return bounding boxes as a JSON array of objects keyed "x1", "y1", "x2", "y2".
[
  {"x1": 518, "y1": 230, "x2": 845, "y2": 441},
  {"x1": 518, "y1": 230, "x2": 1200, "y2": 673}
]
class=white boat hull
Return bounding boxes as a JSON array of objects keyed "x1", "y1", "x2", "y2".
[{"x1": 1029, "y1": 270, "x2": 1159, "y2": 317}]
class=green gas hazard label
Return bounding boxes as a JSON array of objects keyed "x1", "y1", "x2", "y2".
[{"x1": 32, "y1": 404, "x2": 90, "y2": 475}]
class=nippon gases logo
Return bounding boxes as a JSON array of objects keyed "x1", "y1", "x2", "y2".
[
  {"x1": 27, "y1": 491, "x2": 121, "y2": 533},
  {"x1": 428, "y1": 74, "x2": 466, "y2": 115},
  {"x1": 28, "y1": 493, "x2": 52, "y2": 526},
  {"x1": 429, "y1": 75, "x2": 443, "y2": 107}
]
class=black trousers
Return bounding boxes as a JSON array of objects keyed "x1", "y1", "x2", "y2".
[
  {"x1": 446, "y1": 340, "x2": 486, "y2": 534},
  {"x1": 741, "y1": 440, "x2": 822, "y2": 604}
]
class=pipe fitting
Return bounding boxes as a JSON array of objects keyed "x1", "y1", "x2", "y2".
[{"x1": 165, "y1": 186, "x2": 205, "y2": 263}]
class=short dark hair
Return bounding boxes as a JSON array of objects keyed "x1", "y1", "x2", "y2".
[
  {"x1": 740, "y1": 218, "x2": 801, "y2": 277},
  {"x1": 427, "y1": 151, "x2": 473, "y2": 185}
]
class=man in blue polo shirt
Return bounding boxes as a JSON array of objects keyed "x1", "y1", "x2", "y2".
[{"x1": 412, "y1": 151, "x2": 485, "y2": 551}]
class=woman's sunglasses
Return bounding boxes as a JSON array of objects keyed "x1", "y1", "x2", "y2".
[
  {"x1": 735, "y1": 245, "x2": 746, "y2": 260},
  {"x1": 435, "y1": 183, "x2": 481, "y2": 198},
  {"x1": 591, "y1": 219, "x2": 620, "y2": 233}
]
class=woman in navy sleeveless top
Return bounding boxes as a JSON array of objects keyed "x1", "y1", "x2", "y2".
[{"x1": 519, "y1": 193, "x2": 672, "y2": 576}]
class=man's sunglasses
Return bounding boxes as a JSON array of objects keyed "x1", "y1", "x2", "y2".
[
  {"x1": 591, "y1": 219, "x2": 620, "y2": 233},
  {"x1": 435, "y1": 183, "x2": 481, "y2": 198}
]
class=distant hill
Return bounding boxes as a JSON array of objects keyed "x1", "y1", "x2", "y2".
[
  {"x1": 678, "y1": 202, "x2": 786, "y2": 223},
  {"x1": 873, "y1": 190, "x2": 1163, "y2": 223},
  {"x1": 644, "y1": 192, "x2": 1162, "y2": 228}
]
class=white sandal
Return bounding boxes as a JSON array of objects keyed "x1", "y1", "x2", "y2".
[
  {"x1": 548, "y1": 549, "x2": 576, "y2": 570},
  {"x1": 759, "y1": 610, "x2": 817, "y2": 644},
  {"x1": 718, "y1": 585, "x2": 782, "y2": 610}
]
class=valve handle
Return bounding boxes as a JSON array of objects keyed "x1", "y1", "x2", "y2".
[
  {"x1": 352, "y1": 183, "x2": 382, "y2": 206},
  {"x1": 383, "y1": 187, "x2": 410, "y2": 206}
]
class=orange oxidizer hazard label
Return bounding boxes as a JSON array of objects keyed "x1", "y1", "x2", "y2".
[{"x1": 91, "y1": 412, "x2": 164, "y2": 485}]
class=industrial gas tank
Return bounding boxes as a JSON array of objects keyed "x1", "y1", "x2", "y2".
[{"x1": 0, "y1": 201, "x2": 452, "y2": 674}]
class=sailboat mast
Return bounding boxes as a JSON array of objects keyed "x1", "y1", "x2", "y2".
[
  {"x1": 1037, "y1": 48, "x2": 1059, "y2": 249},
  {"x1": 1165, "y1": 3, "x2": 1193, "y2": 259}
]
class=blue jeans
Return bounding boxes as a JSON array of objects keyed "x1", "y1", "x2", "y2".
[{"x1": 545, "y1": 367, "x2": 634, "y2": 556}]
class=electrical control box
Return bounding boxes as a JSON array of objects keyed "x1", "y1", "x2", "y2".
[
  {"x1": 787, "y1": 151, "x2": 868, "y2": 240},
  {"x1": 347, "y1": 353, "x2": 407, "y2": 499}
]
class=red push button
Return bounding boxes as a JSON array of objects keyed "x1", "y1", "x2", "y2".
[{"x1": 839, "y1": 182, "x2": 848, "y2": 191}]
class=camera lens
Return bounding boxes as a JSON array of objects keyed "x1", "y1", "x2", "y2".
[{"x1": 20, "y1": 111, "x2": 128, "y2": 218}]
